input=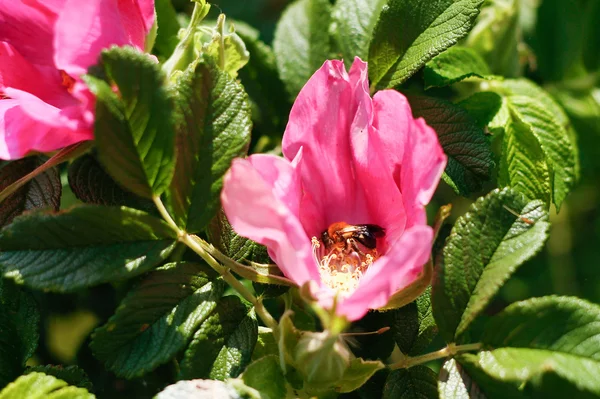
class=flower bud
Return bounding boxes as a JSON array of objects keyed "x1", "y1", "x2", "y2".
[{"x1": 294, "y1": 331, "x2": 351, "y2": 389}]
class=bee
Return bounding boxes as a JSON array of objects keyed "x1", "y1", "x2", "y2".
[{"x1": 321, "y1": 222, "x2": 385, "y2": 255}]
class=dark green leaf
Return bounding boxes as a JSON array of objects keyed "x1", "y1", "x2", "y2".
[
  {"x1": 235, "y1": 22, "x2": 290, "y2": 138},
  {"x1": 582, "y1": 1, "x2": 600, "y2": 72},
  {"x1": 0, "y1": 280, "x2": 39, "y2": 388},
  {"x1": 91, "y1": 262, "x2": 224, "y2": 379},
  {"x1": 273, "y1": 0, "x2": 333, "y2": 98},
  {"x1": 0, "y1": 372, "x2": 94, "y2": 399},
  {"x1": 87, "y1": 46, "x2": 176, "y2": 198},
  {"x1": 242, "y1": 355, "x2": 287, "y2": 399},
  {"x1": 432, "y1": 188, "x2": 550, "y2": 342},
  {"x1": 25, "y1": 366, "x2": 93, "y2": 392},
  {"x1": 0, "y1": 206, "x2": 177, "y2": 292},
  {"x1": 457, "y1": 92, "x2": 503, "y2": 129},
  {"x1": 369, "y1": 0, "x2": 484, "y2": 89},
  {"x1": 439, "y1": 359, "x2": 486, "y2": 399},
  {"x1": 179, "y1": 296, "x2": 258, "y2": 381},
  {"x1": 349, "y1": 311, "x2": 395, "y2": 361},
  {"x1": 392, "y1": 287, "x2": 437, "y2": 356},
  {"x1": 166, "y1": 57, "x2": 251, "y2": 233},
  {"x1": 331, "y1": 0, "x2": 387, "y2": 69},
  {"x1": 424, "y1": 46, "x2": 491, "y2": 88},
  {"x1": 407, "y1": 94, "x2": 493, "y2": 196},
  {"x1": 383, "y1": 366, "x2": 438, "y2": 399},
  {"x1": 68, "y1": 155, "x2": 152, "y2": 211},
  {"x1": 0, "y1": 157, "x2": 60, "y2": 228}
]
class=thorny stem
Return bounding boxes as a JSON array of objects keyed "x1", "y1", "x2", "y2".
[
  {"x1": 389, "y1": 343, "x2": 482, "y2": 370},
  {"x1": 152, "y1": 196, "x2": 279, "y2": 331}
]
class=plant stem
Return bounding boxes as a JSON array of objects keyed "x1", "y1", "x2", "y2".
[
  {"x1": 389, "y1": 343, "x2": 482, "y2": 370},
  {"x1": 152, "y1": 196, "x2": 279, "y2": 331}
]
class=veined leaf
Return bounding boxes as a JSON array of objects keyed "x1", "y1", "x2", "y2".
[
  {"x1": 91, "y1": 262, "x2": 225, "y2": 379},
  {"x1": 407, "y1": 94, "x2": 493, "y2": 196},
  {"x1": 241, "y1": 355, "x2": 287, "y2": 399},
  {"x1": 439, "y1": 359, "x2": 486, "y2": 399},
  {"x1": 273, "y1": 0, "x2": 332, "y2": 98},
  {"x1": 383, "y1": 366, "x2": 438, "y2": 399},
  {"x1": 0, "y1": 372, "x2": 94, "y2": 399},
  {"x1": 166, "y1": 57, "x2": 251, "y2": 233},
  {"x1": 179, "y1": 296, "x2": 258, "y2": 381},
  {"x1": 392, "y1": 287, "x2": 438, "y2": 356},
  {"x1": 86, "y1": 46, "x2": 176, "y2": 198},
  {"x1": 369, "y1": 0, "x2": 484, "y2": 89},
  {"x1": 0, "y1": 157, "x2": 60, "y2": 228},
  {"x1": 424, "y1": 46, "x2": 491, "y2": 88},
  {"x1": 0, "y1": 206, "x2": 177, "y2": 292},
  {"x1": 432, "y1": 188, "x2": 550, "y2": 342}
]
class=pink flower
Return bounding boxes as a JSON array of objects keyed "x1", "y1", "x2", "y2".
[
  {"x1": 0, "y1": 0, "x2": 155, "y2": 160},
  {"x1": 222, "y1": 58, "x2": 446, "y2": 322}
]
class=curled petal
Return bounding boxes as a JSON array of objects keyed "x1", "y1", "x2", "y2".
[
  {"x1": 282, "y1": 59, "x2": 370, "y2": 236},
  {"x1": 336, "y1": 225, "x2": 433, "y2": 321},
  {"x1": 221, "y1": 155, "x2": 320, "y2": 286}
]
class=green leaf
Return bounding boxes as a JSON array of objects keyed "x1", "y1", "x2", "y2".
[
  {"x1": 431, "y1": 188, "x2": 550, "y2": 342},
  {"x1": 25, "y1": 366, "x2": 93, "y2": 392},
  {"x1": 582, "y1": 1, "x2": 600, "y2": 72},
  {"x1": 335, "y1": 358, "x2": 385, "y2": 394},
  {"x1": 202, "y1": 16, "x2": 249, "y2": 79},
  {"x1": 489, "y1": 79, "x2": 578, "y2": 208},
  {"x1": 0, "y1": 280, "x2": 39, "y2": 388},
  {"x1": 464, "y1": 0, "x2": 521, "y2": 77},
  {"x1": 68, "y1": 155, "x2": 152, "y2": 211},
  {"x1": 460, "y1": 347, "x2": 600, "y2": 398},
  {"x1": 498, "y1": 113, "x2": 552, "y2": 205},
  {"x1": 457, "y1": 92, "x2": 503, "y2": 129},
  {"x1": 0, "y1": 206, "x2": 177, "y2": 292},
  {"x1": 154, "y1": 0, "x2": 182, "y2": 57},
  {"x1": 273, "y1": 0, "x2": 332, "y2": 98},
  {"x1": 0, "y1": 157, "x2": 61, "y2": 228},
  {"x1": 156, "y1": 379, "x2": 248, "y2": 399},
  {"x1": 252, "y1": 327, "x2": 278, "y2": 361},
  {"x1": 86, "y1": 46, "x2": 176, "y2": 198},
  {"x1": 369, "y1": 0, "x2": 484, "y2": 89},
  {"x1": 424, "y1": 46, "x2": 491, "y2": 88},
  {"x1": 382, "y1": 366, "x2": 438, "y2": 399},
  {"x1": 530, "y1": 0, "x2": 584, "y2": 82},
  {"x1": 392, "y1": 287, "x2": 438, "y2": 356},
  {"x1": 439, "y1": 359, "x2": 486, "y2": 399},
  {"x1": 242, "y1": 355, "x2": 287, "y2": 399},
  {"x1": 407, "y1": 94, "x2": 493, "y2": 196},
  {"x1": 0, "y1": 372, "x2": 94, "y2": 399},
  {"x1": 179, "y1": 296, "x2": 258, "y2": 381},
  {"x1": 331, "y1": 0, "x2": 387, "y2": 69},
  {"x1": 91, "y1": 262, "x2": 224, "y2": 379},
  {"x1": 166, "y1": 57, "x2": 251, "y2": 233}
]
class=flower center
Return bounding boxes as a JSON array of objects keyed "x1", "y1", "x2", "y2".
[
  {"x1": 59, "y1": 70, "x2": 76, "y2": 92},
  {"x1": 311, "y1": 222, "x2": 384, "y2": 297}
]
